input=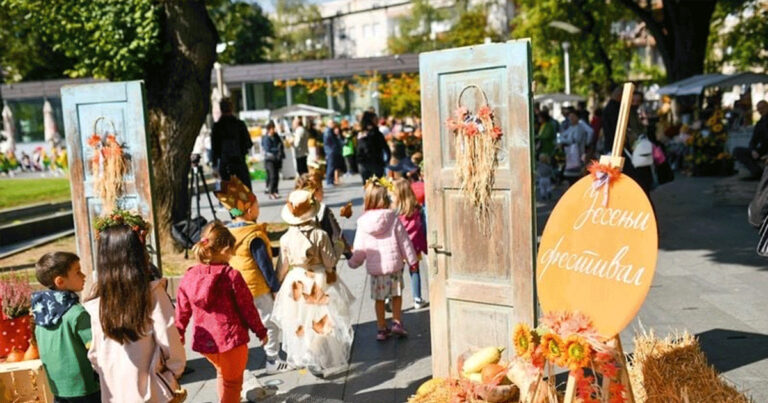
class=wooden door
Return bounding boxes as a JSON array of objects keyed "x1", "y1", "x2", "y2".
[
  {"x1": 62, "y1": 81, "x2": 160, "y2": 292},
  {"x1": 420, "y1": 41, "x2": 536, "y2": 376}
]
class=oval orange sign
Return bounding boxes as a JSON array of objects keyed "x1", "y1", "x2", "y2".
[{"x1": 536, "y1": 174, "x2": 658, "y2": 337}]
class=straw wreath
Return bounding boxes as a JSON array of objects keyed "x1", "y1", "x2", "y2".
[
  {"x1": 88, "y1": 117, "x2": 128, "y2": 213},
  {"x1": 445, "y1": 85, "x2": 503, "y2": 232}
]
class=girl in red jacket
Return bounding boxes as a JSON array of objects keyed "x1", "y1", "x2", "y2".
[
  {"x1": 175, "y1": 221, "x2": 268, "y2": 403},
  {"x1": 392, "y1": 178, "x2": 429, "y2": 309}
]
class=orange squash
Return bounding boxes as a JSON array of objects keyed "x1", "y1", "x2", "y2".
[
  {"x1": 481, "y1": 363, "x2": 507, "y2": 385},
  {"x1": 23, "y1": 342, "x2": 39, "y2": 361},
  {"x1": 5, "y1": 348, "x2": 24, "y2": 362}
]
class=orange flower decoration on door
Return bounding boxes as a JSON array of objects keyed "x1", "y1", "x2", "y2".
[
  {"x1": 444, "y1": 85, "x2": 504, "y2": 233},
  {"x1": 88, "y1": 117, "x2": 128, "y2": 213}
]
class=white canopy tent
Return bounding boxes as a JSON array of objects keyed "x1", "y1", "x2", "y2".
[
  {"x1": 658, "y1": 73, "x2": 768, "y2": 96},
  {"x1": 1, "y1": 103, "x2": 15, "y2": 153},
  {"x1": 533, "y1": 93, "x2": 586, "y2": 104},
  {"x1": 43, "y1": 99, "x2": 61, "y2": 147},
  {"x1": 270, "y1": 104, "x2": 338, "y2": 119}
]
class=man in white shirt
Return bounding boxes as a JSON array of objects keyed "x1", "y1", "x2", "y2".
[{"x1": 291, "y1": 117, "x2": 309, "y2": 175}]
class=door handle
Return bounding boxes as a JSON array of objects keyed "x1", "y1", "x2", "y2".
[{"x1": 429, "y1": 243, "x2": 452, "y2": 256}]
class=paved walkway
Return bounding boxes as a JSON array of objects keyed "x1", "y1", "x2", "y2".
[
  {"x1": 179, "y1": 173, "x2": 768, "y2": 402},
  {"x1": 180, "y1": 176, "x2": 432, "y2": 402}
]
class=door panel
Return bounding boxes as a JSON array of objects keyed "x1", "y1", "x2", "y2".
[
  {"x1": 62, "y1": 81, "x2": 160, "y2": 293},
  {"x1": 420, "y1": 41, "x2": 536, "y2": 376}
]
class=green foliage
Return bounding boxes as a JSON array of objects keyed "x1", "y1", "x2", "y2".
[
  {"x1": 2, "y1": 0, "x2": 162, "y2": 81},
  {"x1": 0, "y1": 5, "x2": 76, "y2": 82},
  {"x1": 387, "y1": 0, "x2": 450, "y2": 54},
  {"x1": 388, "y1": 1, "x2": 500, "y2": 54},
  {"x1": 511, "y1": 0, "x2": 633, "y2": 95},
  {"x1": 209, "y1": 1, "x2": 274, "y2": 64},
  {"x1": 270, "y1": 0, "x2": 328, "y2": 61},
  {"x1": 706, "y1": 0, "x2": 767, "y2": 72},
  {"x1": 379, "y1": 73, "x2": 421, "y2": 117},
  {"x1": 441, "y1": 7, "x2": 500, "y2": 48}
]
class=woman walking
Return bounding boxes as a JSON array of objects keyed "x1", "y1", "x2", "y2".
[
  {"x1": 356, "y1": 111, "x2": 390, "y2": 184},
  {"x1": 262, "y1": 121, "x2": 285, "y2": 199}
]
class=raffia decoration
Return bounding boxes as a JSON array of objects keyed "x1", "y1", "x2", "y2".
[
  {"x1": 88, "y1": 117, "x2": 128, "y2": 213},
  {"x1": 628, "y1": 329, "x2": 750, "y2": 403},
  {"x1": 445, "y1": 85, "x2": 503, "y2": 233}
]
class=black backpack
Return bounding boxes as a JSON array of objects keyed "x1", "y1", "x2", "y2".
[{"x1": 172, "y1": 216, "x2": 208, "y2": 249}]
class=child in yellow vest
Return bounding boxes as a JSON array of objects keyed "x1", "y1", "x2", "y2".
[{"x1": 215, "y1": 176, "x2": 291, "y2": 374}]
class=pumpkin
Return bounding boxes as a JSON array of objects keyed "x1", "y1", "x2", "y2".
[
  {"x1": 23, "y1": 342, "x2": 39, "y2": 361},
  {"x1": 5, "y1": 348, "x2": 24, "y2": 362}
]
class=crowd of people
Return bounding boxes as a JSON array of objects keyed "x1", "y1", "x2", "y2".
[
  {"x1": 533, "y1": 87, "x2": 768, "y2": 201},
  {"x1": 204, "y1": 99, "x2": 424, "y2": 201}
]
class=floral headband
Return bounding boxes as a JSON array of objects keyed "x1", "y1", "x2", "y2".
[
  {"x1": 365, "y1": 175, "x2": 394, "y2": 192},
  {"x1": 94, "y1": 209, "x2": 150, "y2": 242}
]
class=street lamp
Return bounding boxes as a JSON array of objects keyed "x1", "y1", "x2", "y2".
[
  {"x1": 562, "y1": 41, "x2": 571, "y2": 95},
  {"x1": 548, "y1": 21, "x2": 580, "y2": 95}
]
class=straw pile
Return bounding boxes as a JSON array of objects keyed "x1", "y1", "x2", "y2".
[{"x1": 628, "y1": 330, "x2": 750, "y2": 403}]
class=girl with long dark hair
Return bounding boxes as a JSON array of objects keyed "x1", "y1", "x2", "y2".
[{"x1": 85, "y1": 223, "x2": 186, "y2": 402}]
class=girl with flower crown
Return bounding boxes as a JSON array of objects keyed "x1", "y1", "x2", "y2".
[
  {"x1": 348, "y1": 177, "x2": 418, "y2": 341},
  {"x1": 85, "y1": 214, "x2": 186, "y2": 402},
  {"x1": 271, "y1": 189, "x2": 355, "y2": 377}
]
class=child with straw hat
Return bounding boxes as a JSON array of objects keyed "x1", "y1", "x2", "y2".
[{"x1": 271, "y1": 189, "x2": 355, "y2": 377}]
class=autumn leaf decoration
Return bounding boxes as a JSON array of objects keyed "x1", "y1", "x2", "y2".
[
  {"x1": 88, "y1": 117, "x2": 128, "y2": 213},
  {"x1": 445, "y1": 85, "x2": 503, "y2": 233}
]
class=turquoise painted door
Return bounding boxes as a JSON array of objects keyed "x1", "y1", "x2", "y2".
[
  {"x1": 62, "y1": 81, "x2": 160, "y2": 291},
  {"x1": 420, "y1": 41, "x2": 536, "y2": 376}
]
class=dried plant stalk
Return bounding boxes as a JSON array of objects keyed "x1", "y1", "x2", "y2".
[{"x1": 453, "y1": 111, "x2": 501, "y2": 233}]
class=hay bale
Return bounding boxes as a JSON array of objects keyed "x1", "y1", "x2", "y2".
[{"x1": 628, "y1": 330, "x2": 750, "y2": 403}]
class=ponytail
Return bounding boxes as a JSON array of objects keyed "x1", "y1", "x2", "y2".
[{"x1": 193, "y1": 221, "x2": 235, "y2": 264}]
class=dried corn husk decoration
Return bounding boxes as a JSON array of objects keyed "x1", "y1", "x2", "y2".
[
  {"x1": 445, "y1": 85, "x2": 503, "y2": 233},
  {"x1": 88, "y1": 117, "x2": 128, "y2": 213}
]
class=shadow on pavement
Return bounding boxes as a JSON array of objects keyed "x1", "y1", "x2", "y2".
[
  {"x1": 696, "y1": 328, "x2": 768, "y2": 373},
  {"x1": 340, "y1": 308, "x2": 432, "y2": 402}
]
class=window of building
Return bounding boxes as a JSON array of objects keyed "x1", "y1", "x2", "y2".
[
  {"x1": 363, "y1": 24, "x2": 371, "y2": 38},
  {"x1": 373, "y1": 23, "x2": 382, "y2": 38},
  {"x1": 6, "y1": 98, "x2": 64, "y2": 144}
]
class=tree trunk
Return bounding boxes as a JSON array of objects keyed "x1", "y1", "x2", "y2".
[
  {"x1": 663, "y1": 1, "x2": 716, "y2": 82},
  {"x1": 144, "y1": 0, "x2": 218, "y2": 251},
  {"x1": 618, "y1": 0, "x2": 716, "y2": 82}
]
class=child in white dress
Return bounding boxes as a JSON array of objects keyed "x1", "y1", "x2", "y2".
[{"x1": 271, "y1": 190, "x2": 355, "y2": 377}]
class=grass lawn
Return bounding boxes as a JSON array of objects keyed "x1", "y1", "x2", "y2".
[{"x1": 0, "y1": 178, "x2": 71, "y2": 209}]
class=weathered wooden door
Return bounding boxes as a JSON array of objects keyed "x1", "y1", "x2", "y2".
[
  {"x1": 62, "y1": 81, "x2": 160, "y2": 292},
  {"x1": 420, "y1": 41, "x2": 536, "y2": 376}
]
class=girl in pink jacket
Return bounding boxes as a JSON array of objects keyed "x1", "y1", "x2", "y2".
[
  {"x1": 349, "y1": 177, "x2": 418, "y2": 341},
  {"x1": 175, "y1": 222, "x2": 268, "y2": 403}
]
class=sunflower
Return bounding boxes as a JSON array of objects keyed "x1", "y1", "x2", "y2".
[
  {"x1": 540, "y1": 333, "x2": 565, "y2": 366},
  {"x1": 564, "y1": 335, "x2": 592, "y2": 370},
  {"x1": 712, "y1": 123, "x2": 724, "y2": 133},
  {"x1": 513, "y1": 323, "x2": 535, "y2": 359}
]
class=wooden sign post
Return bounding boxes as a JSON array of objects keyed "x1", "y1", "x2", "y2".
[
  {"x1": 537, "y1": 83, "x2": 656, "y2": 403},
  {"x1": 62, "y1": 81, "x2": 161, "y2": 293}
]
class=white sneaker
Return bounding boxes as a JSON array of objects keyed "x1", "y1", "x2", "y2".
[
  {"x1": 414, "y1": 299, "x2": 429, "y2": 309},
  {"x1": 265, "y1": 359, "x2": 292, "y2": 374}
]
